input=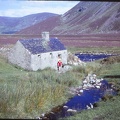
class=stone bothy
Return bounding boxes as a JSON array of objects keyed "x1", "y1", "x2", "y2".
[{"x1": 8, "y1": 32, "x2": 67, "y2": 71}]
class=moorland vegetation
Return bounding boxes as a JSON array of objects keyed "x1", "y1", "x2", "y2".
[{"x1": 0, "y1": 47, "x2": 120, "y2": 119}]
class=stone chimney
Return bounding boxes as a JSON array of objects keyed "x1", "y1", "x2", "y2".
[
  {"x1": 41, "y1": 32, "x2": 50, "y2": 48},
  {"x1": 42, "y1": 32, "x2": 49, "y2": 42}
]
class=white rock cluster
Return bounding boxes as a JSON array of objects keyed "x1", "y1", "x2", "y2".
[
  {"x1": 67, "y1": 52, "x2": 86, "y2": 66},
  {"x1": 82, "y1": 73, "x2": 103, "y2": 89},
  {"x1": 69, "y1": 73, "x2": 104, "y2": 96}
]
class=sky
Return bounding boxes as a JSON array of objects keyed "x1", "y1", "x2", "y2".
[{"x1": 0, "y1": 0, "x2": 80, "y2": 17}]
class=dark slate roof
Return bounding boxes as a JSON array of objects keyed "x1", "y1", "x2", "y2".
[{"x1": 19, "y1": 38, "x2": 66, "y2": 54}]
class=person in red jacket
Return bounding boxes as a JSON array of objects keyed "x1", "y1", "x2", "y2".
[{"x1": 57, "y1": 59, "x2": 62, "y2": 71}]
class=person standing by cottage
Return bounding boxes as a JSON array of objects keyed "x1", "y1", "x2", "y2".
[{"x1": 57, "y1": 58, "x2": 63, "y2": 71}]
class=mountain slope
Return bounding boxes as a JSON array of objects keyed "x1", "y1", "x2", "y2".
[
  {"x1": 17, "y1": 2, "x2": 120, "y2": 35},
  {"x1": 51, "y1": 2, "x2": 120, "y2": 35},
  {"x1": 0, "y1": 12, "x2": 58, "y2": 34},
  {"x1": 17, "y1": 15, "x2": 61, "y2": 34}
]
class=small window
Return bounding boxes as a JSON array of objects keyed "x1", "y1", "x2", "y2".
[
  {"x1": 38, "y1": 54, "x2": 41, "y2": 57},
  {"x1": 50, "y1": 53, "x2": 53, "y2": 58},
  {"x1": 58, "y1": 54, "x2": 62, "y2": 59},
  {"x1": 58, "y1": 54, "x2": 61, "y2": 57}
]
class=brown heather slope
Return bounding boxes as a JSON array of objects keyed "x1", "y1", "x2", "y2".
[
  {"x1": 0, "y1": 13, "x2": 58, "y2": 34},
  {"x1": 17, "y1": 15, "x2": 61, "y2": 35},
  {"x1": 1, "y1": 2, "x2": 120, "y2": 48},
  {"x1": 0, "y1": 33, "x2": 120, "y2": 48},
  {"x1": 51, "y1": 2, "x2": 120, "y2": 35},
  {"x1": 17, "y1": 2, "x2": 120, "y2": 35}
]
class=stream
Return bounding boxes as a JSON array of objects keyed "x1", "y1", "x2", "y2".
[
  {"x1": 37, "y1": 79, "x2": 116, "y2": 120},
  {"x1": 36, "y1": 54, "x2": 117, "y2": 120},
  {"x1": 75, "y1": 53, "x2": 116, "y2": 62}
]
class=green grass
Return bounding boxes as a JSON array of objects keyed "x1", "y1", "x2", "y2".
[
  {"x1": 0, "y1": 56, "x2": 85, "y2": 119},
  {"x1": 67, "y1": 46, "x2": 120, "y2": 54},
  {"x1": 97, "y1": 62, "x2": 120, "y2": 77},
  {"x1": 0, "y1": 47, "x2": 120, "y2": 119}
]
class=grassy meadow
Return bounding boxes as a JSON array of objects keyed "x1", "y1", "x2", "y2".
[
  {"x1": 67, "y1": 46, "x2": 120, "y2": 54},
  {"x1": 0, "y1": 54, "x2": 84, "y2": 118},
  {"x1": 0, "y1": 46, "x2": 120, "y2": 119}
]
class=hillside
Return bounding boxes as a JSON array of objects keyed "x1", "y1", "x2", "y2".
[
  {"x1": 17, "y1": 2, "x2": 120, "y2": 35},
  {"x1": 0, "y1": 12, "x2": 58, "y2": 34},
  {"x1": 17, "y1": 15, "x2": 61, "y2": 34},
  {"x1": 0, "y1": 2, "x2": 120, "y2": 48}
]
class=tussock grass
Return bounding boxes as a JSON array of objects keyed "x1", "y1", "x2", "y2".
[
  {"x1": 98, "y1": 62, "x2": 120, "y2": 77},
  {"x1": 0, "y1": 56, "x2": 84, "y2": 118},
  {"x1": 1, "y1": 49, "x2": 120, "y2": 119},
  {"x1": 0, "y1": 71, "x2": 68, "y2": 118}
]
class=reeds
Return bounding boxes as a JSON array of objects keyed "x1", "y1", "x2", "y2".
[{"x1": 0, "y1": 59, "x2": 83, "y2": 118}]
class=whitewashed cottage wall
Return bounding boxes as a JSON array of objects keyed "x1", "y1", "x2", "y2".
[
  {"x1": 8, "y1": 41, "x2": 31, "y2": 70},
  {"x1": 31, "y1": 50, "x2": 67, "y2": 71}
]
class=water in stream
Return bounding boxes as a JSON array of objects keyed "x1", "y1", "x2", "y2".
[
  {"x1": 38, "y1": 80, "x2": 116, "y2": 120},
  {"x1": 75, "y1": 53, "x2": 115, "y2": 62}
]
